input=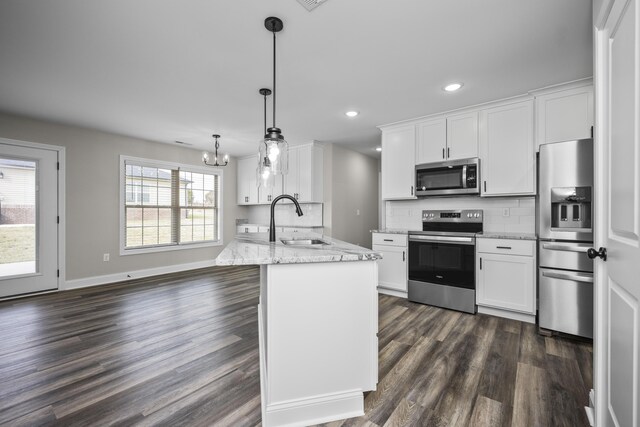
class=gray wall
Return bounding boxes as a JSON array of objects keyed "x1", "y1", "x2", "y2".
[
  {"x1": 0, "y1": 112, "x2": 245, "y2": 281},
  {"x1": 324, "y1": 144, "x2": 379, "y2": 248}
]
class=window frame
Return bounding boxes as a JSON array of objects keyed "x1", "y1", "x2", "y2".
[{"x1": 119, "y1": 155, "x2": 224, "y2": 256}]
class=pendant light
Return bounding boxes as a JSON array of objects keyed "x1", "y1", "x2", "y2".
[
  {"x1": 257, "y1": 88, "x2": 276, "y2": 188},
  {"x1": 202, "y1": 134, "x2": 229, "y2": 167},
  {"x1": 258, "y1": 17, "x2": 288, "y2": 177}
]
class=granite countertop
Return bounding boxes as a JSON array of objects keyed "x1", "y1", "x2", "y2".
[
  {"x1": 476, "y1": 232, "x2": 537, "y2": 241},
  {"x1": 216, "y1": 232, "x2": 382, "y2": 266},
  {"x1": 370, "y1": 229, "x2": 412, "y2": 234}
]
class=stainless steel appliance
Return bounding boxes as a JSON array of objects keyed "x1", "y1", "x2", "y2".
[
  {"x1": 408, "y1": 209, "x2": 483, "y2": 314},
  {"x1": 415, "y1": 158, "x2": 480, "y2": 197},
  {"x1": 538, "y1": 138, "x2": 594, "y2": 338}
]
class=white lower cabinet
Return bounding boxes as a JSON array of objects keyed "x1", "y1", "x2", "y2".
[
  {"x1": 372, "y1": 233, "x2": 407, "y2": 296},
  {"x1": 476, "y1": 238, "x2": 536, "y2": 323}
]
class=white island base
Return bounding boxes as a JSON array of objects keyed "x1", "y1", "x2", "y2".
[{"x1": 258, "y1": 261, "x2": 378, "y2": 427}]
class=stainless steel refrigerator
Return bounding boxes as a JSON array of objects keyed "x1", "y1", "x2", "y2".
[{"x1": 537, "y1": 138, "x2": 594, "y2": 339}]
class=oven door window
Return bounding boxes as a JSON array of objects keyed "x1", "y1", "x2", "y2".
[
  {"x1": 416, "y1": 166, "x2": 463, "y2": 190},
  {"x1": 408, "y1": 240, "x2": 475, "y2": 289}
]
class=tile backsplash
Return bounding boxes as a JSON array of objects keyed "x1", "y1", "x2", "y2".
[
  {"x1": 246, "y1": 203, "x2": 323, "y2": 227},
  {"x1": 385, "y1": 197, "x2": 535, "y2": 233}
]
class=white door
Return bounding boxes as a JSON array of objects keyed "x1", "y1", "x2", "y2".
[
  {"x1": 0, "y1": 142, "x2": 58, "y2": 297},
  {"x1": 376, "y1": 245, "x2": 407, "y2": 292},
  {"x1": 416, "y1": 118, "x2": 447, "y2": 164},
  {"x1": 594, "y1": 1, "x2": 640, "y2": 425},
  {"x1": 446, "y1": 111, "x2": 478, "y2": 160},
  {"x1": 381, "y1": 125, "x2": 416, "y2": 200}
]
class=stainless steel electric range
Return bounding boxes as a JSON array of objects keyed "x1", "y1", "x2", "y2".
[{"x1": 408, "y1": 209, "x2": 483, "y2": 314}]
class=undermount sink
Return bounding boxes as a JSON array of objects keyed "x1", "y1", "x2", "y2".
[{"x1": 280, "y1": 238, "x2": 330, "y2": 246}]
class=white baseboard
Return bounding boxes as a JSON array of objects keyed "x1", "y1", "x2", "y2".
[
  {"x1": 377, "y1": 287, "x2": 407, "y2": 298},
  {"x1": 63, "y1": 259, "x2": 216, "y2": 290},
  {"x1": 264, "y1": 390, "x2": 364, "y2": 427},
  {"x1": 477, "y1": 305, "x2": 536, "y2": 324}
]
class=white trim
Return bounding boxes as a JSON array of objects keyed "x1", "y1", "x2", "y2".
[
  {"x1": 377, "y1": 287, "x2": 407, "y2": 299},
  {"x1": 528, "y1": 77, "x2": 594, "y2": 96},
  {"x1": 377, "y1": 78, "x2": 594, "y2": 131},
  {"x1": 593, "y1": 16, "x2": 610, "y2": 427},
  {"x1": 63, "y1": 259, "x2": 216, "y2": 290},
  {"x1": 263, "y1": 390, "x2": 364, "y2": 427},
  {"x1": 378, "y1": 93, "x2": 534, "y2": 131},
  {"x1": 119, "y1": 155, "x2": 224, "y2": 256},
  {"x1": 0, "y1": 137, "x2": 66, "y2": 290},
  {"x1": 477, "y1": 305, "x2": 536, "y2": 324}
]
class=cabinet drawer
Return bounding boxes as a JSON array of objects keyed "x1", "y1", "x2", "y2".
[
  {"x1": 372, "y1": 233, "x2": 407, "y2": 247},
  {"x1": 477, "y1": 238, "x2": 534, "y2": 256}
]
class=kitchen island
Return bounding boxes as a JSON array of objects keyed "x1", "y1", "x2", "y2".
[{"x1": 216, "y1": 232, "x2": 381, "y2": 427}]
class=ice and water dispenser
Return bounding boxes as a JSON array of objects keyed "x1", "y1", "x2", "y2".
[{"x1": 550, "y1": 186, "x2": 592, "y2": 230}]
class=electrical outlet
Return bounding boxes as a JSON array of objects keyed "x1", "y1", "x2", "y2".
[
  {"x1": 103, "y1": 253, "x2": 110, "y2": 262},
  {"x1": 502, "y1": 208, "x2": 510, "y2": 217},
  {"x1": 356, "y1": 209, "x2": 360, "y2": 216}
]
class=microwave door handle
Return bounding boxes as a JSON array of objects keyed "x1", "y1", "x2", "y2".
[
  {"x1": 462, "y1": 165, "x2": 467, "y2": 188},
  {"x1": 542, "y1": 271, "x2": 594, "y2": 283}
]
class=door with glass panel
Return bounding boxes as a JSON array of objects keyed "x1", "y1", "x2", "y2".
[{"x1": 0, "y1": 142, "x2": 58, "y2": 298}]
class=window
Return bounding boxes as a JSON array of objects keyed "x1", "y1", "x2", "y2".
[{"x1": 121, "y1": 157, "x2": 222, "y2": 254}]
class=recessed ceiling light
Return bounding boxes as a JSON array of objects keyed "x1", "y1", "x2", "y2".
[
  {"x1": 375, "y1": 147, "x2": 382, "y2": 152},
  {"x1": 443, "y1": 83, "x2": 463, "y2": 92},
  {"x1": 345, "y1": 111, "x2": 359, "y2": 117}
]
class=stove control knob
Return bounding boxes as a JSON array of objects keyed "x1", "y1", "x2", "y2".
[
  {"x1": 467, "y1": 213, "x2": 472, "y2": 218},
  {"x1": 475, "y1": 213, "x2": 480, "y2": 218}
]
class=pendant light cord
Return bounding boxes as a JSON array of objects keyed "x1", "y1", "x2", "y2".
[
  {"x1": 263, "y1": 93, "x2": 267, "y2": 134},
  {"x1": 272, "y1": 30, "x2": 276, "y2": 129}
]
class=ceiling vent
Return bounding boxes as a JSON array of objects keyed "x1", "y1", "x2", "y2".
[{"x1": 296, "y1": 0, "x2": 328, "y2": 12}]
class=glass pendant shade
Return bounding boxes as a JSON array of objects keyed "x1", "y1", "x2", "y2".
[{"x1": 258, "y1": 129, "x2": 288, "y2": 177}]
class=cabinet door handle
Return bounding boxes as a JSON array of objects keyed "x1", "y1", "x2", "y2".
[
  {"x1": 403, "y1": 251, "x2": 405, "y2": 262},
  {"x1": 496, "y1": 246, "x2": 512, "y2": 250},
  {"x1": 411, "y1": 186, "x2": 414, "y2": 196},
  {"x1": 447, "y1": 147, "x2": 450, "y2": 158},
  {"x1": 383, "y1": 239, "x2": 393, "y2": 242},
  {"x1": 442, "y1": 148, "x2": 445, "y2": 159},
  {"x1": 483, "y1": 181, "x2": 486, "y2": 192},
  {"x1": 479, "y1": 257, "x2": 482, "y2": 270},
  {"x1": 245, "y1": 196, "x2": 248, "y2": 203}
]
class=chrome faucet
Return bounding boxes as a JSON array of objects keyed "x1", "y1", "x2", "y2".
[{"x1": 270, "y1": 194, "x2": 303, "y2": 242}]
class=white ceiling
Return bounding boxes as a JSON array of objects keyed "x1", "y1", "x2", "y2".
[{"x1": 0, "y1": 0, "x2": 593, "y2": 158}]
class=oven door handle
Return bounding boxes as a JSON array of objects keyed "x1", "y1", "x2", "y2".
[{"x1": 409, "y1": 235, "x2": 475, "y2": 245}]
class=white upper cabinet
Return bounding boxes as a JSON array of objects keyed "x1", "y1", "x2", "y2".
[
  {"x1": 479, "y1": 100, "x2": 535, "y2": 196},
  {"x1": 283, "y1": 143, "x2": 323, "y2": 203},
  {"x1": 237, "y1": 156, "x2": 259, "y2": 205},
  {"x1": 381, "y1": 124, "x2": 416, "y2": 200},
  {"x1": 415, "y1": 118, "x2": 446, "y2": 164},
  {"x1": 415, "y1": 113, "x2": 478, "y2": 165},
  {"x1": 534, "y1": 83, "x2": 594, "y2": 150},
  {"x1": 446, "y1": 111, "x2": 479, "y2": 160}
]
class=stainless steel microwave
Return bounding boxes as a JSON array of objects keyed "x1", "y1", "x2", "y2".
[{"x1": 415, "y1": 158, "x2": 480, "y2": 197}]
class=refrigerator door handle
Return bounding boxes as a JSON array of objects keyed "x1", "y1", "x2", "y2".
[
  {"x1": 541, "y1": 270, "x2": 594, "y2": 283},
  {"x1": 541, "y1": 242, "x2": 593, "y2": 253}
]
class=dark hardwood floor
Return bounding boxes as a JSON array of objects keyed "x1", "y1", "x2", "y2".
[{"x1": 0, "y1": 266, "x2": 592, "y2": 427}]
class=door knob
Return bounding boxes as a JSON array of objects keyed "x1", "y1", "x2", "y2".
[{"x1": 587, "y1": 247, "x2": 607, "y2": 261}]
